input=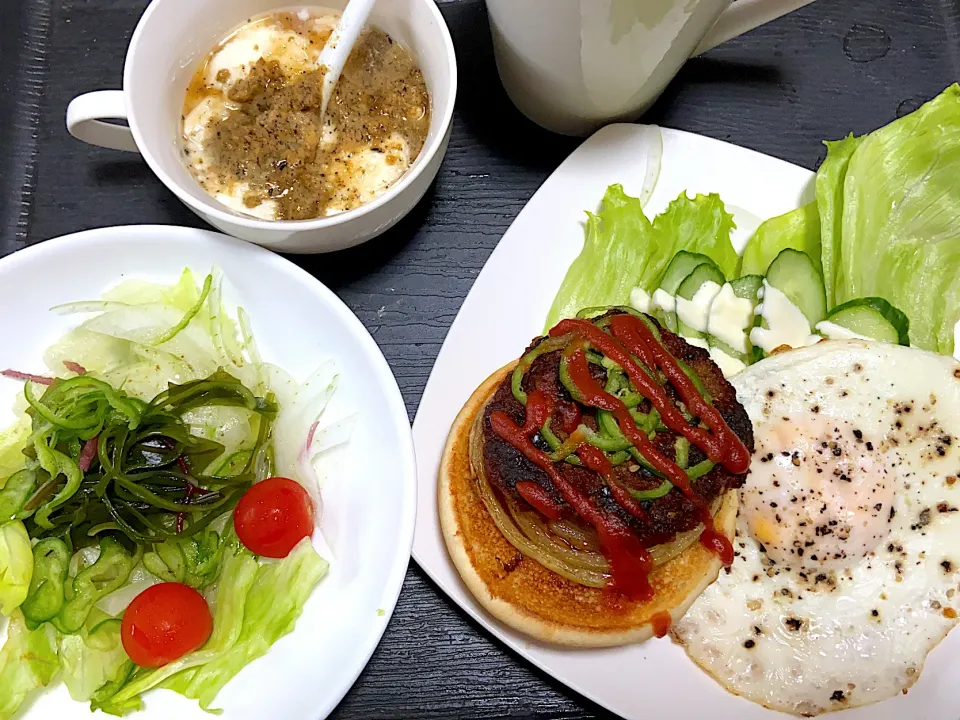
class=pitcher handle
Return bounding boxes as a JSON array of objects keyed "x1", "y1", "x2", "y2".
[{"x1": 694, "y1": 0, "x2": 816, "y2": 56}]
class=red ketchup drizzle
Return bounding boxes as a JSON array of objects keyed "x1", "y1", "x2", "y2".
[
  {"x1": 551, "y1": 324, "x2": 736, "y2": 567},
  {"x1": 556, "y1": 401, "x2": 582, "y2": 435},
  {"x1": 650, "y1": 611, "x2": 672, "y2": 638},
  {"x1": 576, "y1": 443, "x2": 648, "y2": 522},
  {"x1": 515, "y1": 481, "x2": 563, "y2": 521},
  {"x1": 550, "y1": 318, "x2": 748, "y2": 473},
  {"x1": 490, "y1": 391, "x2": 654, "y2": 601},
  {"x1": 607, "y1": 314, "x2": 750, "y2": 473}
]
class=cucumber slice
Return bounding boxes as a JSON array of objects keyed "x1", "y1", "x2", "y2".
[
  {"x1": 677, "y1": 263, "x2": 726, "y2": 301},
  {"x1": 652, "y1": 253, "x2": 721, "y2": 332},
  {"x1": 709, "y1": 337, "x2": 748, "y2": 362},
  {"x1": 658, "y1": 252, "x2": 716, "y2": 294},
  {"x1": 730, "y1": 274, "x2": 763, "y2": 302},
  {"x1": 676, "y1": 264, "x2": 725, "y2": 339},
  {"x1": 822, "y1": 297, "x2": 910, "y2": 345},
  {"x1": 764, "y1": 249, "x2": 826, "y2": 325}
]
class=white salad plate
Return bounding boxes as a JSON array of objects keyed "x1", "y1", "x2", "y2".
[
  {"x1": 0, "y1": 226, "x2": 417, "y2": 719},
  {"x1": 411, "y1": 124, "x2": 960, "y2": 719}
]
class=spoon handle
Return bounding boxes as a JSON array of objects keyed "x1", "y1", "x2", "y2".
[{"x1": 319, "y1": 0, "x2": 378, "y2": 117}]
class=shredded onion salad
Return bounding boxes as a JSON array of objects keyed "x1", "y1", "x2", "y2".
[{"x1": 0, "y1": 268, "x2": 354, "y2": 717}]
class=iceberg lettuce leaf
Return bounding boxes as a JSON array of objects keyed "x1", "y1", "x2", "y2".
[
  {"x1": 649, "y1": 192, "x2": 738, "y2": 282},
  {"x1": 0, "y1": 611, "x2": 60, "y2": 719},
  {"x1": 815, "y1": 134, "x2": 860, "y2": 307},
  {"x1": 164, "y1": 537, "x2": 327, "y2": 710},
  {"x1": 828, "y1": 84, "x2": 960, "y2": 352},
  {"x1": 0, "y1": 522, "x2": 32, "y2": 615},
  {"x1": 95, "y1": 537, "x2": 326, "y2": 715},
  {"x1": 740, "y1": 202, "x2": 821, "y2": 277},
  {"x1": 544, "y1": 187, "x2": 738, "y2": 329},
  {"x1": 544, "y1": 185, "x2": 656, "y2": 329},
  {"x1": 60, "y1": 615, "x2": 128, "y2": 702}
]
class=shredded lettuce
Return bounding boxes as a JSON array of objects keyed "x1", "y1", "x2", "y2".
[
  {"x1": 60, "y1": 613, "x2": 128, "y2": 701},
  {"x1": 46, "y1": 268, "x2": 262, "y2": 402},
  {"x1": 740, "y1": 202, "x2": 821, "y2": 277},
  {"x1": 164, "y1": 538, "x2": 327, "y2": 710},
  {"x1": 544, "y1": 185, "x2": 656, "y2": 329},
  {"x1": 0, "y1": 612, "x2": 60, "y2": 719},
  {"x1": 544, "y1": 186, "x2": 737, "y2": 329},
  {"x1": 815, "y1": 134, "x2": 860, "y2": 308},
  {"x1": 820, "y1": 84, "x2": 960, "y2": 353},
  {"x1": 0, "y1": 419, "x2": 29, "y2": 482},
  {"x1": 95, "y1": 537, "x2": 326, "y2": 715},
  {"x1": 647, "y1": 191, "x2": 739, "y2": 283}
]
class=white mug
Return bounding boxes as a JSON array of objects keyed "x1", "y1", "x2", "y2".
[
  {"x1": 486, "y1": 0, "x2": 815, "y2": 136},
  {"x1": 65, "y1": 0, "x2": 457, "y2": 253}
]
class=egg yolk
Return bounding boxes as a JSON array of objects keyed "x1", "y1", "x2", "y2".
[{"x1": 740, "y1": 414, "x2": 896, "y2": 574}]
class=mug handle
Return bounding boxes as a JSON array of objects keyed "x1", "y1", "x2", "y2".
[
  {"x1": 694, "y1": 0, "x2": 816, "y2": 55},
  {"x1": 66, "y1": 90, "x2": 140, "y2": 153}
]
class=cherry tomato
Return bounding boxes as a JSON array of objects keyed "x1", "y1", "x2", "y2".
[
  {"x1": 121, "y1": 582, "x2": 213, "y2": 667},
  {"x1": 233, "y1": 477, "x2": 314, "y2": 558}
]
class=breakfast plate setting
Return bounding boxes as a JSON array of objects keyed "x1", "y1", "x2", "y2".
[{"x1": 2, "y1": 0, "x2": 960, "y2": 719}]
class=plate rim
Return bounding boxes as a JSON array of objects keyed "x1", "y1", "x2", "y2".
[{"x1": 2, "y1": 224, "x2": 418, "y2": 720}]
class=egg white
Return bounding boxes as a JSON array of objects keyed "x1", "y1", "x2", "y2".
[{"x1": 674, "y1": 340, "x2": 960, "y2": 716}]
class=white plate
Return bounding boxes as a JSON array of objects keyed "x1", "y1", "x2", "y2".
[
  {"x1": 412, "y1": 124, "x2": 958, "y2": 719},
  {"x1": 0, "y1": 226, "x2": 416, "y2": 720}
]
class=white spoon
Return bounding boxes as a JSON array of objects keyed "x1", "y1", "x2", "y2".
[{"x1": 318, "y1": 0, "x2": 377, "y2": 117}]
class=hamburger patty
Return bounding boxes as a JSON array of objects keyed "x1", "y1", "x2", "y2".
[{"x1": 481, "y1": 312, "x2": 754, "y2": 547}]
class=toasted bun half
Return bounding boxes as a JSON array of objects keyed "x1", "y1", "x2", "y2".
[{"x1": 438, "y1": 364, "x2": 738, "y2": 648}]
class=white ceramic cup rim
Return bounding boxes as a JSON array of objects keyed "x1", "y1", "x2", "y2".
[{"x1": 121, "y1": 0, "x2": 457, "y2": 232}]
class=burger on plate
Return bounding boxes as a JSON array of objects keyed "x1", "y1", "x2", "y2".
[{"x1": 439, "y1": 309, "x2": 754, "y2": 646}]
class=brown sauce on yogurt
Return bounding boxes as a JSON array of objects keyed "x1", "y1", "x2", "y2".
[{"x1": 181, "y1": 9, "x2": 430, "y2": 220}]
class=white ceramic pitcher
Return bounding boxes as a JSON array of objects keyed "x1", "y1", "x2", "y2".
[{"x1": 486, "y1": 0, "x2": 815, "y2": 135}]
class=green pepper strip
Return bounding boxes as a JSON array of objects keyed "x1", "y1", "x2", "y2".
[
  {"x1": 31, "y1": 435, "x2": 83, "y2": 528},
  {"x1": 687, "y1": 459, "x2": 715, "y2": 479},
  {"x1": 603, "y1": 368, "x2": 623, "y2": 394},
  {"x1": 511, "y1": 334, "x2": 572, "y2": 405},
  {"x1": 557, "y1": 341, "x2": 588, "y2": 403},
  {"x1": 539, "y1": 420, "x2": 582, "y2": 466},
  {"x1": 675, "y1": 436, "x2": 690, "y2": 469},
  {"x1": 152, "y1": 273, "x2": 213, "y2": 346},
  {"x1": 21, "y1": 537, "x2": 70, "y2": 624},
  {"x1": 579, "y1": 424, "x2": 630, "y2": 452},
  {"x1": 628, "y1": 480, "x2": 673, "y2": 502},
  {"x1": 25, "y1": 381, "x2": 93, "y2": 431},
  {"x1": 675, "y1": 357, "x2": 712, "y2": 404},
  {"x1": 607, "y1": 451, "x2": 631, "y2": 465},
  {"x1": 36, "y1": 377, "x2": 141, "y2": 430},
  {"x1": 586, "y1": 351, "x2": 606, "y2": 367},
  {"x1": 541, "y1": 314, "x2": 720, "y2": 498},
  {"x1": 629, "y1": 407, "x2": 662, "y2": 433}
]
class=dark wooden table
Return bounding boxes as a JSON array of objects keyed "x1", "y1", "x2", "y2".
[{"x1": 1, "y1": 0, "x2": 957, "y2": 717}]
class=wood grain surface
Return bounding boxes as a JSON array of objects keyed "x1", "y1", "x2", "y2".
[{"x1": 1, "y1": 0, "x2": 958, "y2": 717}]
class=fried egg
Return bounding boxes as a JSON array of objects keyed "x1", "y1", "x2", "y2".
[{"x1": 674, "y1": 340, "x2": 960, "y2": 716}]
